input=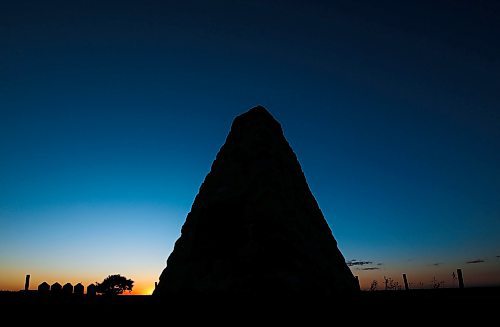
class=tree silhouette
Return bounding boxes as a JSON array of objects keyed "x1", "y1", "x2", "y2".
[{"x1": 96, "y1": 275, "x2": 134, "y2": 296}]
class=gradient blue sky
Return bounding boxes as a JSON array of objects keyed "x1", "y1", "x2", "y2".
[{"x1": 1, "y1": 0, "x2": 499, "y2": 292}]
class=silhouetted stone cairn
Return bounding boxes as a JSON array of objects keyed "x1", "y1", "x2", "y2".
[
  {"x1": 155, "y1": 106, "x2": 358, "y2": 296},
  {"x1": 87, "y1": 284, "x2": 96, "y2": 296},
  {"x1": 74, "y1": 283, "x2": 84, "y2": 295},
  {"x1": 51, "y1": 282, "x2": 62, "y2": 295},
  {"x1": 62, "y1": 283, "x2": 73, "y2": 295},
  {"x1": 38, "y1": 282, "x2": 50, "y2": 295}
]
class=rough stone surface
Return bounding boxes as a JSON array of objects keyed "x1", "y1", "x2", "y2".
[{"x1": 155, "y1": 106, "x2": 358, "y2": 296}]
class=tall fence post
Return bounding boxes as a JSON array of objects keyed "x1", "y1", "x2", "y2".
[
  {"x1": 402, "y1": 273, "x2": 409, "y2": 291},
  {"x1": 25, "y1": 274, "x2": 30, "y2": 291},
  {"x1": 457, "y1": 269, "x2": 464, "y2": 289}
]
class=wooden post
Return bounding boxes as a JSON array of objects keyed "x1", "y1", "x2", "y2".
[
  {"x1": 25, "y1": 274, "x2": 30, "y2": 291},
  {"x1": 402, "y1": 273, "x2": 409, "y2": 290},
  {"x1": 457, "y1": 269, "x2": 464, "y2": 289},
  {"x1": 355, "y1": 276, "x2": 360, "y2": 290}
]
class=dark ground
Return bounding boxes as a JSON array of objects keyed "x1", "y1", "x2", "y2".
[
  {"x1": 2, "y1": 287, "x2": 499, "y2": 306},
  {"x1": 1, "y1": 288, "x2": 498, "y2": 322}
]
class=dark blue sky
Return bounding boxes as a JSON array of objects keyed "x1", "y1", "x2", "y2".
[{"x1": 1, "y1": 0, "x2": 499, "y2": 291}]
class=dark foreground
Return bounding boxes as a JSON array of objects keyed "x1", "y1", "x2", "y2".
[
  {"x1": 2, "y1": 287, "x2": 499, "y2": 307},
  {"x1": 1, "y1": 288, "x2": 499, "y2": 322}
]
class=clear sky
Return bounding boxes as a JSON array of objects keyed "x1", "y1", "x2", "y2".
[{"x1": 1, "y1": 0, "x2": 499, "y2": 294}]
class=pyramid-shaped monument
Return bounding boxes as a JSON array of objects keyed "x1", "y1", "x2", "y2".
[{"x1": 155, "y1": 106, "x2": 358, "y2": 295}]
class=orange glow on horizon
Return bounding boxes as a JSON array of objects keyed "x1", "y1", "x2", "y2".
[
  {"x1": 2, "y1": 262, "x2": 499, "y2": 294},
  {"x1": 138, "y1": 286, "x2": 155, "y2": 295}
]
